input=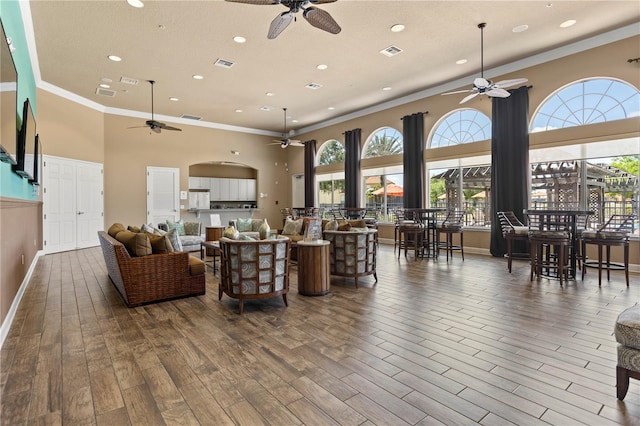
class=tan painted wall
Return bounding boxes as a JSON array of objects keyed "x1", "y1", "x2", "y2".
[{"x1": 103, "y1": 114, "x2": 290, "y2": 228}]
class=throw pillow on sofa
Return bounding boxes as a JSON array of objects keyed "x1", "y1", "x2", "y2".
[
  {"x1": 108, "y1": 223, "x2": 126, "y2": 238},
  {"x1": 184, "y1": 221, "x2": 200, "y2": 236},
  {"x1": 224, "y1": 226, "x2": 240, "y2": 239},
  {"x1": 145, "y1": 232, "x2": 174, "y2": 254},
  {"x1": 115, "y1": 230, "x2": 152, "y2": 257},
  {"x1": 325, "y1": 220, "x2": 339, "y2": 231},
  {"x1": 165, "y1": 229, "x2": 183, "y2": 252},
  {"x1": 282, "y1": 218, "x2": 303, "y2": 235},
  {"x1": 236, "y1": 218, "x2": 253, "y2": 232},
  {"x1": 166, "y1": 219, "x2": 185, "y2": 236}
]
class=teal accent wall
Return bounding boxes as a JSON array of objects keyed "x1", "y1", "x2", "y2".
[{"x1": 0, "y1": 0, "x2": 37, "y2": 200}]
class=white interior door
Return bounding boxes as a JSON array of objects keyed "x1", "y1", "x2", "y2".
[
  {"x1": 147, "y1": 166, "x2": 180, "y2": 226},
  {"x1": 292, "y1": 174, "x2": 305, "y2": 207},
  {"x1": 43, "y1": 156, "x2": 103, "y2": 253}
]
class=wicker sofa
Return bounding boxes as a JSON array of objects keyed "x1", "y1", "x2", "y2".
[
  {"x1": 323, "y1": 228, "x2": 378, "y2": 288},
  {"x1": 218, "y1": 236, "x2": 291, "y2": 314},
  {"x1": 98, "y1": 231, "x2": 205, "y2": 307}
]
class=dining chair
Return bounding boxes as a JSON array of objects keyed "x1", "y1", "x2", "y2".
[
  {"x1": 581, "y1": 214, "x2": 635, "y2": 286},
  {"x1": 497, "y1": 211, "x2": 529, "y2": 273}
]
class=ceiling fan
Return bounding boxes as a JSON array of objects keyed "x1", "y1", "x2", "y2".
[
  {"x1": 270, "y1": 108, "x2": 304, "y2": 148},
  {"x1": 442, "y1": 23, "x2": 528, "y2": 104},
  {"x1": 129, "y1": 80, "x2": 181, "y2": 133},
  {"x1": 225, "y1": 0, "x2": 341, "y2": 39}
]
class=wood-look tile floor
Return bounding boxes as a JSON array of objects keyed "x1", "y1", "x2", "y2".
[{"x1": 1, "y1": 245, "x2": 639, "y2": 425}]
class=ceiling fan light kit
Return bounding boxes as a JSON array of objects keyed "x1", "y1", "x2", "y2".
[
  {"x1": 129, "y1": 80, "x2": 182, "y2": 133},
  {"x1": 442, "y1": 22, "x2": 528, "y2": 104},
  {"x1": 226, "y1": 0, "x2": 341, "y2": 39},
  {"x1": 270, "y1": 108, "x2": 304, "y2": 148}
]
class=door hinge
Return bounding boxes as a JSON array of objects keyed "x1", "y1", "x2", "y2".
[
  {"x1": 101, "y1": 190, "x2": 104, "y2": 195},
  {"x1": 44, "y1": 240, "x2": 46, "y2": 246},
  {"x1": 44, "y1": 214, "x2": 46, "y2": 220},
  {"x1": 101, "y1": 212, "x2": 104, "y2": 217},
  {"x1": 43, "y1": 187, "x2": 46, "y2": 193}
]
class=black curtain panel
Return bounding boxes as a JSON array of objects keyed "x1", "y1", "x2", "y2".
[
  {"x1": 402, "y1": 113, "x2": 425, "y2": 208},
  {"x1": 344, "y1": 129, "x2": 362, "y2": 208},
  {"x1": 304, "y1": 139, "x2": 316, "y2": 207},
  {"x1": 490, "y1": 86, "x2": 531, "y2": 257}
]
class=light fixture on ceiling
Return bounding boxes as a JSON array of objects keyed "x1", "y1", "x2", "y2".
[
  {"x1": 560, "y1": 19, "x2": 576, "y2": 28},
  {"x1": 382, "y1": 87, "x2": 392, "y2": 91},
  {"x1": 108, "y1": 55, "x2": 122, "y2": 62},
  {"x1": 327, "y1": 106, "x2": 335, "y2": 110},
  {"x1": 127, "y1": 0, "x2": 144, "y2": 8},
  {"x1": 235, "y1": 109, "x2": 243, "y2": 113},
  {"x1": 265, "y1": 92, "x2": 275, "y2": 97},
  {"x1": 512, "y1": 24, "x2": 529, "y2": 33},
  {"x1": 169, "y1": 97, "x2": 179, "y2": 101},
  {"x1": 99, "y1": 84, "x2": 110, "y2": 89},
  {"x1": 101, "y1": 77, "x2": 112, "y2": 83},
  {"x1": 390, "y1": 24, "x2": 405, "y2": 33},
  {"x1": 260, "y1": 106, "x2": 272, "y2": 111},
  {"x1": 455, "y1": 59, "x2": 468, "y2": 65},
  {"x1": 316, "y1": 64, "x2": 328, "y2": 70},
  {"x1": 233, "y1": 36, "x2": 246, "y2": 43},
  {"x1": 231, "y1": 150, "x2": 240, "y2": 155},
  {"x1": 192, "y1": 74, "x2": 204, "y2": 80}
]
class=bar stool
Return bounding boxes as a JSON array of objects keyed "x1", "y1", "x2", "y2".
[
  {"x1": 497, "y1": 211, "x2": 529, "y2": 273},
  {"x1": 436, "y1": 210, "x2": 465, "y2": 261},
  {"x1": 398, "y1": 224, "x2": 425, "y2": 260},
  {"x1": 581, "y1": 214, "x2": 635, "y2": 287},
  {"x1": 527, "y1": 212, "x2": 571, "y2": 286}
]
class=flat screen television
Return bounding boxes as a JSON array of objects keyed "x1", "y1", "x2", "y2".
[
  {"x1": 31, "y1": 134, "x2": 41, "y2": 185},
  {"x1": 16, "y1": 98, "x2": 36, "y2": 179},
  {"x1": 0, "y1": 18, "x2": 18, "y2": 165}
]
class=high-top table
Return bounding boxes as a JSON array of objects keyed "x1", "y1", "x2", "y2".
[
  {"x1": 524, "y1": 209, "x2": 593, "y2": 278},
  {"x1": 404, "y1": 208, "x2": 446, "y2": 258}
]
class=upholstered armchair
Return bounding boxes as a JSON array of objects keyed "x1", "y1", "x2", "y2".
[
  {"x1": 218, "y1": 236, "x2": 291, "y2": 314},
  {"x1": 323, "y1": 229, "x2": 377, "y2": 288}
]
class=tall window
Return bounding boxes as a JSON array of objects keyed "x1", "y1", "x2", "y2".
[
  {"x1": 317, "y1": 140, "x2": 346, "y2": 214},
  {"x1": 429, "y1": 108, "x2": 491, "y2": 148},
  {"x1": 531, "y1": 78, "x2": 640, "y2": 132},
  {"x1": 362, "y1": 128, "x2": 403, "y2": 221}
]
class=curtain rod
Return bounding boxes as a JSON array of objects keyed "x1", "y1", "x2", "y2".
[{"x1": 401, "y1": 111, "x2": 429, "y2": 120}]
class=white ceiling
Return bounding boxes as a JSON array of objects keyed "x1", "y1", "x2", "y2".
[{"x1": 22, "y1": 0, "x2": 640, "y2": 135}]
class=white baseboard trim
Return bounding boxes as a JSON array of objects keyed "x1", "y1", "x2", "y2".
[{"x1": 0, "y1": 250, "x2": 44, "y2": 349}]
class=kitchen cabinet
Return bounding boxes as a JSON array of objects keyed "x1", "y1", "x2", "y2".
[
  {"x1": 191, "y1": 177, "x2": 257, "y2": 202},
  {"x1": 188, "y1": 192, "x2": 210, "y2": 210},
  {"x1": 229, "y1": 179, "x2": 239, "y2": 201},
  {"x1": 247, "y1": 179, "x2": 256, "y2": 201},
  {"x1": 188, "y1": 177, "x2": 209, "y2": 190},
  {"x1": 218, "y1": 178, "x2": 230, "y2": 201}
]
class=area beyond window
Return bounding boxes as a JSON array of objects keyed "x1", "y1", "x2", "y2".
[
  {"x1": 362, "y1": 127, "x2": 403, "y2": 158},
  {"x1": 317, "y1": 139, "x2": 345, "y2": 166},
  {"x1": 530, "y1": 77, "x2": 640, "y2": 132},
  {"x1": 429, "y1": 109, "x2": 491, "y2": 148}
]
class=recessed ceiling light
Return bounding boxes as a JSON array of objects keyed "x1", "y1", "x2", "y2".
[
  {"x1": 265, "y1": 92, "x2": 274, "y2": 97},
  {"x1": 108, "y1": 55, "x2": 122, "y2": 62},
  {"x1": 233, "y1": 36, "x2": 246, "y2": 43},
  {"x1": 169, "y1": 97, "x2": 179, "y2": 101},
  {"x1": 327, "y1": 107, "x2": 335, "y2": 111},
  {"x1": 291, "y1": 119, "x2": 299, "y2": 123},
  {"x1": 546, "y1": 3, "x2": 553, "y2": 7},
  {"x1": 560, "y1": 19, "x2": 576, "y2": 28},
  {"x1": 192, "y1": 74, "x2": 204, "y2": 80},
  {"x1": 455, "y1": 59, "x2": 468, "y2": 65},
  {"x1": 127, "y1": 0, "x2": 144, "y2": 8},
  {"x1": 99, "y1": 83, "x2": 110, "y2": 89},
  {"x1": 231, "y1": 150, "x2": 240, "y2": 155},
  {"x1": 235, "y1": 109, "x2": 243, "y2": 113},
  {"x1": 390, "y1": 24, "x2": 405, "y2": 33},
  {"x1": 158, "y1": 24, "x2": 166, "y2": 30},
  {"x1": 101, "y1": 77, "x2": 112, "y2": 83},
  {"x1": 512, "y1": 24, "x2": 529, "y2": 33},
  {"x1": 382, "y1": 87, "x2": 392, "y2": 91},
  {"x1": 316, "y1": 64, "x2": 328, "y2": 70}
]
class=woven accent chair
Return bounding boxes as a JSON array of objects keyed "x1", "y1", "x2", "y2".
[
  {"x1": 323, "y1": 229, "x2": 378, "y2": 288},
  {"x1": 436, "y1": 210, "x2": 465, "y2": 261},
  {"x1": 615, "y1": 304, "x2": 640, "y2": 400},
  {"x1": 497, "y1": 211, "x2": 530, "y2": 273},
  {"x1": 527, "y1": 212, "x2": 571, "y2": 286},
  {"x1": 581, "y1": 214, "x2": 635, "y2": 287},
  {"x1": 219, "y1": 236, "x2": 291, "y2": 314}
]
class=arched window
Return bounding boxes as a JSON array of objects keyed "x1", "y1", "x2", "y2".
[
  {"x1": 531, "y1": 78, "x2": 640, "y2": 132},
  {"x1": 429, "y1": 108, "x2": 491, "y2": 148},
  {"x1": 317, "y1": 139, "x2": 345, "y2": 166},
  {"x1": 362, "y1": 127, "x2": 403, "y2": 158}
]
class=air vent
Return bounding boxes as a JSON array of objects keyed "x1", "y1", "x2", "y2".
[
  {"x1": 304, "y1": 82, "x2": 323, "y2": 90},
  {"x1": 180, "y1": 114, "x2": 202, "y2": 121},
  {"x1": 214, "y1": 58, "x2": 235, "y2": 68},
  {"x1": 120, "y1": 76, "x2": 139, "y2": 85},
  {"x1": 95, "y1": 87, "x2": 116, "y2": 97},
  {"x1": 260, "y1": 106, "x2": 272, "y2": 111},
  {"x1": 380, "y1": 45, "x2": 403, "y2": 57}
]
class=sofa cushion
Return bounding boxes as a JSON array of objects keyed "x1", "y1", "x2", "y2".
[
  {"x1": 348, "y1": 219, "x2": 367, "y2": 229},
  {"x1": 325, "y1": 220, "x2": 339, "y2": 231},
  {"x1": 180, "y1": 235, "x2": 205, "y2": 248},
  {"x1": 166, "y1": 219, "x2": 185, "y2": 236},
  {"x1": 166, "y1": 229, "x2": 184, "y2": 252},
  {"x1": 115, "y1": 230, "x2": 152, "y2": 257},
  {"x1": 188, "y1": 256, "x2": 205, "y2": 276},
  {"x1": 108, "y1": 223, "x2": 126, "y2": 238},
  {"x1": 283, "y1": 218, "x2": 303, "y2": 235},
  {"x1": 235, "y1": 218, "x2": 252, "y2": 232},
  {"x1": 337, "y1": 220, "x2": 352, "y2": 231},
  {"x1": 127, "y1": 225, "x2": 141, "y2": 233},
  {"x1": 146, "y1": 232, "x2": 174, "y2": 254},
  {"x1": 615, "y1": 304, "x2": 640, "y2": 350},
  {"x1": 252, "y1": 219, "x2": 264, "y2": 232},
  {"x1": 184, "y1": 221, "x2": 200, "y2": 236}
]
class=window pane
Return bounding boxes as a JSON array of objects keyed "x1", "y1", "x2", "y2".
[
  {"x1": 430, "y1": 109, "x2": 491, "y2": 148},
  {"x1": 318, "y1": 140, "x2": 345, "y2": 165},
  {"x1": 363, "y1": 128, "x2": 403, "y2": 158}
]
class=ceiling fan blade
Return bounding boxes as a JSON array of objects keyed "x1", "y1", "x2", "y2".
[
  {"x1": 492, "y1": 78, "x2": 528, "y2": 89},
  {"x1": 442, "y1": 89, "x2": 474, "y2": 96},
  {"x1": 486, "y1": 88, "x2": 511, "y2": 98},
  {"x1": 460, "y1": 92, "x2": 480, "y2": 104},
  {"x1": 160, "y1": 124, "x2": 182, "y2": 131},
  {"x1": 473, "y1": 77, "x2": 490, "y2": 89},
  {"x1": 289, "y1": 141, "x2": 304, "y2": 147},
  {"x1": 151, "y1": 126, "x2": 161, "y2": 134},
  {"x1": 268, "y1": 11, "x2": 293, "y2": 39},
  {"x1": 224, "y1": 0, "x2": 279, "y2": 4},
  {"x1": 303, "y1": 7, "x2": 341, "y2": 34},
  {"x1": 309, "y1": 0, "x2": 338, "y2": 4}
]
